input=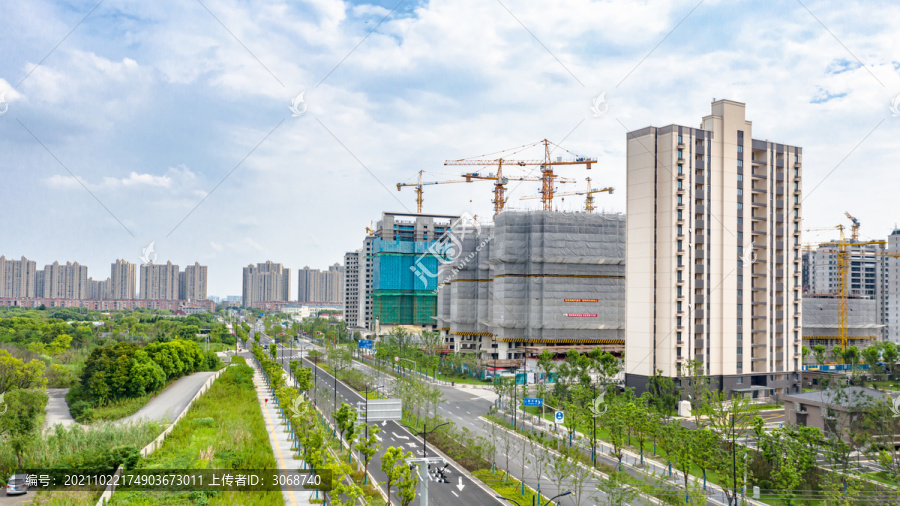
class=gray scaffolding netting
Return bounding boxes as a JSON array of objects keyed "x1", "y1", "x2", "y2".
[
  {"x1": 439, "y1": 211, "x2": 627, "y2": 343},
  {"x1": 802, "y1": 296, "x2": 882, "y2": 338}
]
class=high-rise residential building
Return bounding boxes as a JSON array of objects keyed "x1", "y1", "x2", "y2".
[
  {"x1": 297, "y1": 265, "x2": 344, "y2": 303},
  {"x1": 297, "y1": 266, "x2": 325, "y2": 302},
  {"x1": 886, "y1": 230, "x2": 900, "y2": 342},
  {"x1": 242, "y1": 261, "x2": 291, "y2": 308},
  {"x1": 326, "y1": 263, "x2": 344, "y2": 303},
  {"x1": 625, "y1": 99, "x2": 802, "y2": 397},
  {"x1": 90, "y1": 277, "x2": 110, "y2": 299},
  {"x1": 39, "y1": 261, "x2": 89, "y2": 299},
  {"x1": 180, "y1": 262, "x2": 208, "y2": 300},
  {"x1": 343, "y1": 251, "x2": 361, "y2": 327},
  {"x1": 360, "y1": 212, "x2": 458, "y2": 332},
  {"x1": 140, "y1": 261, "x2": 180, "y2": 300},
  {"x1": 0, "y1": 256, "x2": 38, "y2": 298},
  {"x1": 110, "y1": 259, "x2": 137, "y2": 299}
]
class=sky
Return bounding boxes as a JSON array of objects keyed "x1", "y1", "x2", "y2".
[{"x1": 2, "y1": 0, "x2": 900, "y2": 297}]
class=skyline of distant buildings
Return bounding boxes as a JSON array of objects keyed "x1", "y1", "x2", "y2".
[{"x1": 0, "y1": 255, "x2": 209, "y2": 302}]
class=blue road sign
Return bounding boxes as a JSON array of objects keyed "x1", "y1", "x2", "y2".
[
  {"x1": 358, "y1": 340, "x2": 374, "y2": 349},
  {"x1": 554, "y1": 411, "x2": 564, "y2": 424},
  {"x1": 524, "y1": 398, "x2": 543, "y2": 407},
  {"x1": 259, "y1": 313, "x2": 264, "y2": 317}
]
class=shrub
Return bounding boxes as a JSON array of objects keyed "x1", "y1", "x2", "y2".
[
  {"x1": 69, "y1": 400, "x2": 94, "y2": 423},
  {"x1": 107, "y1": 445, "x2": 141, "y2": 469}
]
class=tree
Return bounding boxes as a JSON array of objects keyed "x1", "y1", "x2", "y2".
[
  {"x1": 861, "y1": 343, "x2": 883, "y2": 379},
  {"x1": 333, "y1": 403, "x2": 357, "y2": 450},
  {"x1": 526, "y1": 435, "x2": 550, "y2": 496},
  {"x1": 595, "y1": 470, "x2": 639, "y2": 506},
  {"x1": 812, "y1": 344, "x2": 828, "y2": 367},
  {"x1": 661, "y1": 423, "x2": 694, "y2": 498},
  {"x1": 646, "y1": 369, "x2": 678, "y2": 417},
  {"x1": 269, "y1": 343, "x2": 277, "y2": 359},
  {"x1": 0, "y1": 388, "x2": 49, "y2": 468},
  {"x1": 692, "y1": 428, "x2": 719, "y2": 491},
  {"x1": 0, "y1": 349, "x2": 47, "y2": 393},
  {"x1": 292, "y1": 362, "x2": 313, "y2": 391},
  {"x1": 711, "y1": 443, "x2": 749, "y2": 506},
  {"x1": 355, "y1": 424, "x2": 381, "y2": 479},
  {"x1": 547, "y1": 453, "x2": 575, "y2": 502},
  {"x1": 628, "y1": 401, "x2": 656, "y2": 465},
  {"x1": 381, "y1": 446, "x2": 414, "y2": 506},
  {"x1": 802, "y1": 344, "x2": 812, "y2": 365},
  {"x1": 602, "y1": 398, "x2": 629, "y2": 470},
  {"x1": 567, "y1": 458, "x2": 595, "y2": 506},
  {"x1": 882, "y1": 341, "x2": 898, "y2": 379}
]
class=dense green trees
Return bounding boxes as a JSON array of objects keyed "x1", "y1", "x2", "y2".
[
  {"x1": 78, "y1": 339, "x2": 219, "y2": 406},
  {"x1": 0, "y1": 388, "x2": 49, "y2": 468}
]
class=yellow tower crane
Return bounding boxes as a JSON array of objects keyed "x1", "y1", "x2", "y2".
[
  {"x1": 844, "y1": 211, "x2": 861, "y2": 241},
  {"x1": 457, "y1": 161, "x2": 575, "y2": 215},
  {"x1": 519, "y1": 177, "x2": 614, "y2": 212},
  {"x1": 444, "y1": 139, "x2": 597, "y2": 211},
  {"x1": 395, "y1": 170, "x2": 477, "y2": 213}
]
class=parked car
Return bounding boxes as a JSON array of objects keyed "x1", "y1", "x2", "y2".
[{"x1": 6, "y1": 474, "x2": 28, "y2": 495}]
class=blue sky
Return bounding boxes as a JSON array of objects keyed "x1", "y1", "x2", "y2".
[{"x1": 2, "y1": 0, "x2": 900, "y2": 296}]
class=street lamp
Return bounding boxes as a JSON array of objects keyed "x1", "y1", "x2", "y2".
[
  {"x1": 544, "y1": 491, "x2": 572, "y2": 505},
  {"x1": 495, "y1": 496, "x2": 522, "y2": 506},
  {"x1": 418, "y1": 421, "x2": 450, "y2": 459}
]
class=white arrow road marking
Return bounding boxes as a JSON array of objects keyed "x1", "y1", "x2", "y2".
[
  {"x1": 394, "y1": 434, "x2": 409, "y2": 440},
  {"x1": 405, "y1": 442, "x2": 418, "y2": 448},
  {"x1": 456, "y1": 476, "x2": 465, "y2": 491}
]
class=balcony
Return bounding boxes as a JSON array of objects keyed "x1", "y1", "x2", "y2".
[
  {"x1": 696, "y1": 219, "x2": 705, "y2": 229},
  {"x1": 694, "y1": 309, "x2": 705, "y2": 319},
  {"x1": 678, "y1": 142, "x2": 685, "y2": 149},
  {"x1": 776, "y1": 158, "x2": 785, "y2": 168},
  {"x1": 696, "y1": 279, "x2": 705, "y2": 289},
  {"x1": 776, "y1": 352, "x2": 785, "y2": 361},
  {"x1": 695, "y1": 324, "x2": 705, "y2": 335},
  {"x1": 776, "y1": 213, "x2": 784, "y2": 222},
  {"x1": 695, "y1": 235, "x2": 705, "y2": 244},
  {"x1": 695, "y1": 338, "x2": 705, "y2": 349},
  {"x1": 677, "y1": 158, "x2": 685, "y2": 165},
  {"x1": 751, "y1": 158, "x2": 767, "y2": 166},
  {"x1": 695, "y1": 250, "x2": 705, "y2": 259},
  {"x1": 775, "y1": 338, "x2": 784, "y2": 347},
  {"x1": 696, "y1": 204, "x2": 706, "y2": 214},
  {"x1": 696, "y1": 265, "x2": 704, "y2": 274},
  {"x1": 696, "y1": 189, "x2": 705, "y2": 199},
  {"x1": 776, "y1": 173, "x2": 784, "y2": 182},
  {"x1": 695, "y1": 294, "x2": 705, "y2": 304}
]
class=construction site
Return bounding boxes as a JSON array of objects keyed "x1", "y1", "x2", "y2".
[{"x1": 435, "y1": 211, "x2": 626, "y2": 366}]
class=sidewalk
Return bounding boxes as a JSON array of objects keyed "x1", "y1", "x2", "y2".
[{"x1": 251, "y1": 362, "x2": 320, "y2": 506}]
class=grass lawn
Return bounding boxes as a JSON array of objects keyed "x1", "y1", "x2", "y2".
[
  {"x1": 89, "y1": 391, "x2": 165, "y2": 421},
  {"x1": 473, "y1": 469, "x2": 550, "y2": 505},
  {"x1": 108, "y1": 364, "x2": 282, "y2": 506}
]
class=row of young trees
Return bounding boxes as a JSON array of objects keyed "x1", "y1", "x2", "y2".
[{"x1": 254, "y1": 343, "x2": 419, "y2": 505}]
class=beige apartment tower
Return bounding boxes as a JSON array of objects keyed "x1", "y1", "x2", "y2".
[
  {"x1": 110, "y1": 259, "x2": 136, "y2": 299},
  {"x1": 626, "y1": 100, "x2": 802, "y2": 397}
]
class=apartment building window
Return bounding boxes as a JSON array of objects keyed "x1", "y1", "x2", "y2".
[
  {"x1": 737, "y1": 160, "x2": 743, "y2": 168},
  {"x1": 678, "y1": 134, "x2": 683, "y2": 144},
  {"x1": 678, "y1": 225, "x2": 683, "y2": 235},
  {"x1": 737, "y1": 304, "x2": 743, "y2": 312},
  {"x1": 794, "y1": 154, "x2": 799, "y2": 163},
  {"x1": 678, "y1": 180, "x2": 684, "y2": 190},
  {"x1": 737, "y1": 189, "x2": 743, "y2": 197},
  {"x1": 737, "y1": 174, "x2": 743, "y2": 182},
  {"x1": 738, "y1": 217, "x2": 743, "y2": 225},
  {"x1": 737, "y1": 289, "x2": 743, "y2": 297},
  {"x1": 677, "y1": 316, "x2": 683, "y2": 326},
  {"x1": 678, "y1": 240, "x2": 683, "y2": 251},
  {"x1": 677, "y1": 300, "x2": 683, "y2": 311},
  {"x1": 677, "y1": 271, "x2": 683, "y2": 281},
  {"x1": 677, "y1": 210, "x2": 683, "y2": 220},
  {"x1": 737, "y1": 318, "x2": 743, "y2": 326},
  {"x1": 738, "y1": 145, "x2": 743, "y2": 153},
  {"x1": 678, "y1": 149, "x2": 684, "y2": 159}
]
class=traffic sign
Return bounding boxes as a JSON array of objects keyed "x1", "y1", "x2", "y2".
[
  {"x1": 554, "y1": 411, "x2": 564, "y2": 424},
  {"x1": 358, "y1": 340, "x2": 374, "y2": 349},
  {"x1": 524, "y1": 398, "x2": 543, "y2": 407}
]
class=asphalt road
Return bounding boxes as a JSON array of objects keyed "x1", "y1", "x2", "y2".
[
  {"x1": 252, "y1": 333, "x2": 503, "y2": 506},
  {"x1": 120, "y1": 371, "x2": 217, "y2": 424}
]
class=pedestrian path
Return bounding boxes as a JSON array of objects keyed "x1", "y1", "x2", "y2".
[{"x1": 251, "y1": 361, "x2": 319, "y2": 506}]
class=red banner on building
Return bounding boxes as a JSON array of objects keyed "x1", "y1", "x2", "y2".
[
  {"x1": 565, "y1": 313, "x2": 598, "y2": 317},
  {"x1": 563, "y1": 298, "x2": 599, "y2": 302}
]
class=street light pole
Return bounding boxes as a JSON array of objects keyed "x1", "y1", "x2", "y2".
[{"x1": 419, "y1": 421, "x2": 449, "y2": 460}]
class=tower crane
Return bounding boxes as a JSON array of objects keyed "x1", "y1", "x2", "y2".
[
  {"x1": 395, "y1": 170, "x2": 476, "y2": 213},
  {"x1": 445, "y1": 138, "x2": 597, "y2": 211},
  {"x1": 459, "y1": 161, "x2": 575, "y2": 214},
  {"x1": 811, "y1": 224, "x2": 899, "y2": 350},
  {"x1": 519, "y1": 177, "x2": 614, "y2": 212},
  {"x1": 844, "y1": 211, "x2": 861, "y2": 241}
]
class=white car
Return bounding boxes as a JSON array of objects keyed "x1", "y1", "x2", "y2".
[{"x1": 6, "y1": 474, "x2": 28, "y2": 495}]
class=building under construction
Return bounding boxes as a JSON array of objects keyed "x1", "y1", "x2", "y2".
[
  {"x1": 436, "y1": 211, "x2": 626, "y2": 363},
  {"x1": 802, "y1": 294, "x2": 882, "y2": 352}
]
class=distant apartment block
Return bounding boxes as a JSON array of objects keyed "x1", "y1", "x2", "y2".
[
  {"x1": 140, "y1": 261, "x2": 180, "y2": 300},
  {"x1": 180, "y1": 262, "x2": 208, "y2": 300},
  {"x1": 242, "y1": 261, "x2": 291, "y2": 308},
  {"x1": 0, "y1": 256, "x2": 38, "y2": 298},
  {"x1": 110, "y1": 259, "x2": 136, "y2": 299},
  {"x1": 0, "y1": 297, "x2": 215, "y2": 313},
  {"x1": 625, "y1": 99, "x2": 802, "y2": 398},
  {"x1": 297, "y1": 264, "x2": 344, "y2": 303},
  {"x1": 37, "y1": 261, "x2": 89, "y2": 299}
]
